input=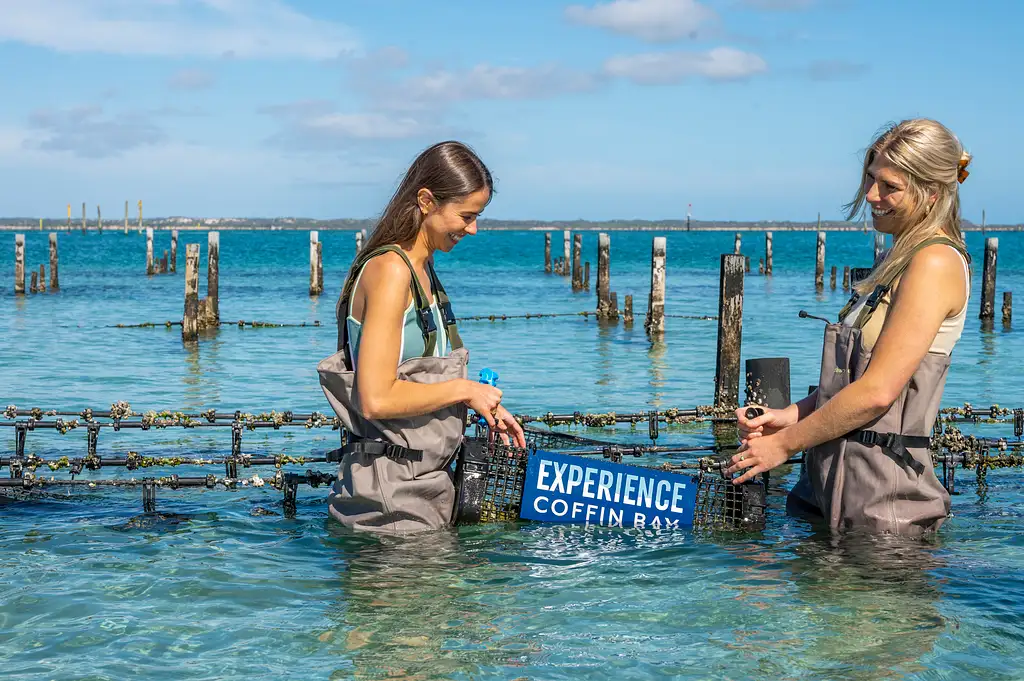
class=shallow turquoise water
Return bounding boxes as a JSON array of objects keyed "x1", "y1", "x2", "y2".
[{"x1": 1, "y1": 229, "x2": 1023, "y2": 680}]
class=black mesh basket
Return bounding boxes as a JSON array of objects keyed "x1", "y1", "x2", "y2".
[
  {"x1": 453, "y1": 437, "x2": 766, "y2": 531},
  {"x1": 452, "y1": 437, "x2": 530, "y2": 524},
  {"x1": 522, "y1": 425, "x2": 611, "y2": 451}
]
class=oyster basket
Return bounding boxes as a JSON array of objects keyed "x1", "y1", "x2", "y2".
[{"x1": 453, "y1": 437, "x2": 766, "y2": 531}]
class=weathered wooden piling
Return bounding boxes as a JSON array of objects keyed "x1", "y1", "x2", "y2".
[
  {"x1": 623, "y1": 294, "x2": 634, "y2": 326},
  {"x1": 714, "y1": 254, "x2": 745, "y2": 409},
  {"x1": 573, "y1": 234, "x2": 583, "y2": 290},
  {"x1": 309, "y1": 231, "x2": 321, "y2": 297},
  {"x1": 815, "y1": 231, "x2": 826, "y2": 290},
  {"x1": 37, "y1": 265, "x2": 46, "y2": 293},
  {"x1": 758, "y1": 258, "x2": 764, "y2": 275},
  {"x1": 544, "y1": 233, "x2": 551, "y2": 273},
  {"x1": 1003, "y1": 291, "x2": 1012, "y2": 325},
  {"x1": 563, "y1": 230, "x2": 571, "y2": 277},
  {"x1": 980, "y1": 238, "x2": 998, "y2": 320},
  {"x1": 765, "y1": 232, "x2": 773, "y2": 275},
  {"x1": 146, "y1": 228, "x2": 155, "y2": 275},
  {"x1": 161, "y1": 250, "x2": 169, "y2": 274},
  {"x1": 842, "y1": 265, "x2": 850, "y2": 291},
  {"x1": 316, "y1": 241, "x2": 324, "y2": 295},
  {"x1": 124, "y1": 200, "x2": 129, "y2": 235},
  {"x1": 584, "y1": 262, "x2": 590, "y2": 290},
  {"x1": 645, "y1": 236, "x2": 666, "y2": 336},
  {"x1": 49, "y1": 233, "x2": 59, "y2": 290},
  {"x1": 597, "y1": 233, "x2": 611, "y2": 318},
  {"x1": 81, "y1": 202, "x2": 87, "y2": 233},
  {"x1": 170, "y1": 230, "x2": 178, "y2": 273},
  {"x1": 744, "y1": 256, "x2": 750, "y2": 273},
  {"x1": 137, "y1": 200, "x2": 143, "y2": 233},
  {"x1": 66, "y1": 204, "x2": 71, "y2": 231},
  {"x1": 183, "y1": 244, "x2": 200, "y2": 342},
  {"x1": 30, "y1": 270, "x2": 38, "y2": 293},
  {"x1": 874, "y1": 232, "x2": 885, "y2": 265},
  {"x1": 207, "y1": 232, "x2": 220, "y2": 322},
  {"x1": 97, "y1": 205, "x2": 102, "y2": 233},
  {"x1": 14, "y1": 234, "x2": 25, "y2": 294},
  {"x1": 830, "y1": 265, "x2": 837, "y2": 290},
  {"x1": 734, "y1": 232, "x2": 741, "y2": 255},
  {"x1": 355, "y1": 230, "x2": 364, "y2": 254},
  {"x1": 608, "y1": 291, "x2": 619, "y2": 321}
]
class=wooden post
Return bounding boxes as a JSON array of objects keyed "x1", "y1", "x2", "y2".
[
  {"x1": 842, "y1": 265, "x2": 850, "y2": 291},
  {"x1": 830, "y1": 265, "x2": 837, "y2": 290},
  {"x1": 161, "y1": 250, "x2": 168, "y2": 274},
  {"x1": 137, "y1": 200, "x2": 143, "y2": 233},
  {"x1": 561, "y1": 230, "x2": 570, "y2": 277},
  {"x1": 572, "y1": 234, "x2": 582, "y2": 291},
  {"x1": 980, "y1": 237, "x2": 998, "y2": 320},
  {"x1": 597, "y1": 232, "x2": 611, "y2": 317},
  {"x1": 744, "y1": 256, "x2": 750, "y2": 273},
  {"x1": 355, "y1": 230, "x2": 364, "y2": 254},
  {"x1": 815, "y1": 231, "x2": 825, "y2": 290},
  {"x1": 982, "y1": 209, "x2": 986, "y2": 233},
  {"x1": 758, "y1": 258, "x2": 764, "y2": 275},
  {"x1": 310, "y1": 231, "x2": 321, "y2": 296},
  {"x1": 49, "y1": 233, "x2": 59, "y2": 291},
  {"x1": 1003, "y1": 291, "x2": 1012, "y2": 325},
  {"x1": 37, "y1": 265, "x2": 46, "y2": 293},
  {"x1": 30, "y1": 270, "x2": 38, "y2": 293},
  {"x1": 608, "y1": 292, "x2": 619, "y2": 321},
  {"x1": 316, "y1": 241, "x2": 324, "y2": 294},
  {"x1": 14, "y1": 234, "x2": 25, "y2": 294},
  {"x1": 97, "y1": 205, "x2": 102, "y2": 233},
  {"x1": 81, "y1": 202, "x2": 87, "y2": 233},
  {"x1": 146, "y1": 228, "x2": 155, "y2": 275},
  {"x1": 544, "y1": 233, "x2": 551, "y2": 273},
  {"x1": 645, "y1": 236, "x2": 666, "y2": 336},
  {"x1": 584, "y1": 261, "x2": 590, "y2": 290},
  {"x1": 170, "y1": 230, "x2": 178, "y2": 273},
  {"x1": 207, "y1": 231, "x2": 220, "y2": 322},
  {"x1": 183, "y1": 244, "x2": 200, "y2": 342},
  {"x1": 874, "y1": 232, "x2": 885, "y2": 265},
  {"x1": 623, "y1": 294, "x2": 634, "y2": 326},
  {"x1": 714, "y1": 254, "x2": 745, "y2": 409},
  {"x1": 734, "y1": 232, "x2": 741, "y2": 255},
  {"x1": 765, "y1": 231, "x2": 773, "y2": 275},
  {"x1": 66, "y1": 204, "x2": 71, "y2": 231},
  {"x1": 124, "y1": 200, "x2": 129, "y2": 235}
]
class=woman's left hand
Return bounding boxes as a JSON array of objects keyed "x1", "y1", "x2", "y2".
[
  {"x1": 491, "y1": 405, "x2": 526, "y2": 449},
  {"x1": 725, "y1": 432, "x2": 794, "y2": 485}
]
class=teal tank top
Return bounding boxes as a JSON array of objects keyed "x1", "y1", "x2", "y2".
[{"x1": 345, "y1": 266, "x2": 450, "y2": 366}]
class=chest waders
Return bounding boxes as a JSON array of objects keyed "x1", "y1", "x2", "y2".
[
  {"x1": 787, "y1": 237, "x2": 971, "y2": 537},
  {"x1": 316, "y1": 245, "x2": 467, "y2": 535}
]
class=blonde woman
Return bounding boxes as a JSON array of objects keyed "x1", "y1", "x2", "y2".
[{"x1": 727, "y1": 118, "x2": 972, "y2": 536}]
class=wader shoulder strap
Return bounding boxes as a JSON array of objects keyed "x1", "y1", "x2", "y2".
[
  {"x1": 846, "y1": 236, "x2": 971, "y2": 330},
  {"x1": 426, "y1": 260, "x2": 464, "y2": 351},
  {"x1": 336, "y1": 244, "x2": 439, "y2": 368}
]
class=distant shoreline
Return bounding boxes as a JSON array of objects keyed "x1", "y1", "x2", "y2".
[{"x1": 1, "y1": 219, "x2": 1021, "y2": 233}]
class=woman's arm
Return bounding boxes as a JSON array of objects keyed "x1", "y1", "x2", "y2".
[
  {"x1": 727, "y1": 244, "x2": 967, "y2": 483},
  {"x1": 354, "y1": 253, "x2": 501, "y2": 423}
]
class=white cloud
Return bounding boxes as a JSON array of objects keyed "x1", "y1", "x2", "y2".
[
  {"x1": 168, "y1": 68, "x2": 216, "y2": 90},
  {"x1": 604, "y1": 47, "x2": 767, "y2": 84},
  {"x1": 0, "y1": 0, "x2": 358, "y2": 59},
  {"x1": 565, "y1": 0, "x2": 717, "y2": 42},
  {"x1": 261, "y1": 100, "x2": 445, "y2": 145},
  {"x1": 370, "y1": 63, "x2": 603, "y2": 112},
  {"x1": 26, "y1": 105, "x2": 168, "y2": 158}
]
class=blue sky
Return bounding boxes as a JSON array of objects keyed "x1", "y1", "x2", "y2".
[{"x1": 0, "y1": 0, "x2": 1020, "y2": 222}]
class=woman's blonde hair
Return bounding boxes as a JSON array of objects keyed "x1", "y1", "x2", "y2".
[{"x1": 844, "y1": 118, "x2": 971, "y2": 294}]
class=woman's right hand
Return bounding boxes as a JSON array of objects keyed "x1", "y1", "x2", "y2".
[
  {"x1": 463, "y1": 380, "x2": 503, "y2": 428},
  {"x1": 735, "y1": 405, "x2": 796, "y2": 442}
]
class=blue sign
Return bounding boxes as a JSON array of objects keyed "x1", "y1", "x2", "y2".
[{"x1": 520, "y1": 450, "x2": 698, "y2": 529}]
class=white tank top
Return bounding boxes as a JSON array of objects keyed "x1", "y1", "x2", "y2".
[{"x1": 844, "y1": 244, "x2": 970, "y2": 356}]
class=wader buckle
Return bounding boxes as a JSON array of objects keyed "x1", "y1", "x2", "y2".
[
  {"x1": 416, "y1": 308, "x2": 438, "y2": 334},
  {"x1": 853, "y1": 430, "x2": 896, "y2": 449},
  {"x1": 864, "y1": 285, "x2": 889, "y2": 312},
  {"x1": 439, "y1": 301, "x2": 457, "y2": 325}
]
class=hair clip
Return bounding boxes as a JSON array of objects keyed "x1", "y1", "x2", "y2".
[{"x1": 957, "y1": 158, "x2": 970, "y2": 184}]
